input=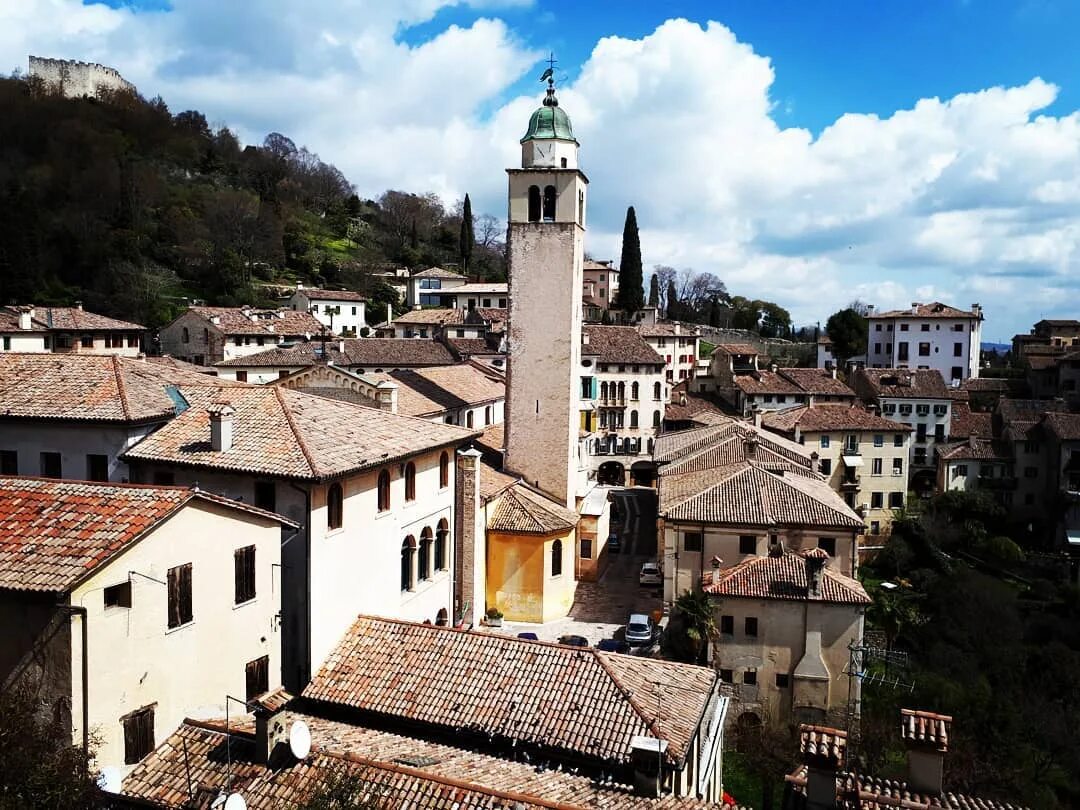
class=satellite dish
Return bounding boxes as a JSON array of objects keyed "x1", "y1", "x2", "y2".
[
  {"x1": 288, "y1": 719, "x2": 311, "y2": 760},
  {"x1": 224, "y1": 794, "x2": 247, "y2": 810}
]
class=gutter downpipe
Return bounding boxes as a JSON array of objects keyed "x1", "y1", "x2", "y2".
[
  {"x1": 62, "y1": 604, "x2": 90, "y2": 771},
  {"x1": 286, "y1": 481, "x2": 312, "y2": 689}
]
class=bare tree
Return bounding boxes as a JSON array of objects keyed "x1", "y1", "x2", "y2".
[{"x1": 652, "y1": 265, "x2": 677, "y2": 314}]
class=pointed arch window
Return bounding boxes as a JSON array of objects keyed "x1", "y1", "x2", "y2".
[
  {"x1": 439, "y1": 451, "x2": 449, "y2": 489},
  {"x1": 631, "y1": 382, "x2": 640, "y2": 401},
  {"x1": 377, "y1": 469, "x2": 391, "y2": 512},
  {"x1": 653, "y1": 409, "x2": 661, "y2": 428},
  {"x1": 542, "y1": 185, "x2": 556, "y2": 221},
  {"x1": 527, "y1": 186, "x2": 541, "y2": 222},
  {"x1": 327, "y1": 482, "x2": 343, "y2": 530},
  {"x1": 653, "y1": 381, "x2": 662, "y2": 400},
  {"x1": 630, "y1": 410, "x2": 639, "y2": 429},
  {"x1": 419, "y1": 527, "x2": 433, "y2": 581},
  {"x1": 436, "y1": 518, "x2": 449, "y2": 571},
  {"x1": 551, "y1": 539, "x2": 563, "y2": 577},
  {"x1": 405, "y1": 461, "x2": 416, "y2": 501},
  {"x1": 401, "y1": 537, "x2": 416, "y2": 592}
]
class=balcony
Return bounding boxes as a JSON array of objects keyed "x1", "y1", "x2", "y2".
[
  {"x1": 598, "y1": 397, "x2": 627, "y2": 408},
  {"x1": 588, "y1": 436, "x2": 645, "y2": 457},
  {"x1": 978, "y1": 475, "x2": 1017, "y2": 491},
  {"x1": 840, "y1": 476, "x2": 861, "y2": 491}
]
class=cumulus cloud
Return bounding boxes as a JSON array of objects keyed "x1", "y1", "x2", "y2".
[{"x1": 3, "y1": 6, "x2": 1079, "y2": 335}]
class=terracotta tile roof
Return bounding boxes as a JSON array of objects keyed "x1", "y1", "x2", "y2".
[
  {"x1": 296, "y1": 288, "x2": 366, "y2": 302},
  {"x1": 216, "y1": 339, "x2": 458, "y2": 368},
  {"x1": 1041, "y1": 411, "x2": 1080, "y2": 441},
  {"x1": 654, "y1": 421, "x2": 815, "y2": 472},
  {"x1": 583, "y1": 259, "x2": 617, "y2": 271},
  {"x1": 664, "y1": 383, "x2": 734, "y2": 424},
  {"x1": 855, "y1": 368, "x2": 951, "y2": 399},
  {"x1": 145, "y1": 355, "x2": 219, "y2": 375},
  {"x1": 711, "y1": 343, "x2": 761, "y2": 356},
  {"x1": 488, "y1": 483, "x2": 578, "y2": 533},
  {"x1": 948, "y1": 402, "x2": 993, "y2": 440},
  {"x1": 871, "y1": 302, "x2": 982, "y2": 319},
  {"x1": 302, "y1": 616, "x2": 717, "y2": 767},
  {"x1": 214, "y1": 341, "x2": 347, "y2": 367},
  {"x1": 701, "y1": 551, "x2": 870, "y2": 604},
  {"x1": 763, "y1": 404, "x2": 911, "y2": 434},
  {"x1": 963, "y1": 377, "x2": 1012, "y2": 393},
  {"x1": 734, "y1": 371, "x2": 804, "y2": 396},
  {"x1": 661, "y1": 462, "x2": 864, "y2": 530},
  {"x1": 249, "y1": 687, "x2": 294, "y2": 714},
  {"x1": 0, "y1": 477, "x2": 292, "y2": 593},
  {"x1": 411, "y1": 266, "x2": 466, "y2": 279},
  {"x1": 474, "y1": 423, "x2": 506, "y2": 470},
  {"x1": 0, "y1": 353, "x2": 234, "y2": 424},
  {"x1": 394, "y1": 308, "x2": 470, "y2": 326},
  {"x1": 479, "y1": 462, "x2": 518, "y2": 500},
  {"x1": 448, "y1": 337, "x2": 498, "y2": 356},
  {"x1": 448, "y1": 283, "x2": 508, "y2": 294},
  {"x1": 936, "y1": 437, "x2": 1012, "y2": 462},
  {"x1": 636, "y1": 322, "x2": 699, "y2": 338},
  {"x1": 9, "y1": 305, "x2": 145, "y2": 332},
  {"x1": 901, "y1": 708, "x2": 951, "y2": 751},
  {"x1": 367, "y1": 365, "x2": 504, "y2": 418},
  {"x1": 785, "y1": 766, "x2": 1027, "y2": 810},
  {"x1": 583, "y1": 326, "x2": 665, "y2": 365},
  {"x1": 187, "y1": 306, "x2": 323, "y2": 337},
  {"x1": 775, "y1": 368, "x2": 857, "y2": 397},
  {"x1": 123, "y1": 386, "x2": 477, "y2": 480},
  {"x1": 660, "y1": 437, "x2": 816, "y2": 479},
  {"x1": 799, "y1": 724, "x2": 847, "y2": 766},
  {"x1": 0, "y1": 307, "x2": 46, "y2": 332}
]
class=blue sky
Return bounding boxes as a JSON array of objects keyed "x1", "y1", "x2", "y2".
[{"x1": 7, "y1": 0, "x2": 1080, "y2": 338}]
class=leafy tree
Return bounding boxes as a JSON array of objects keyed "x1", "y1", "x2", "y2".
[
  {"x1": 824, "y1": 306, "x2": 868, "y2": 361},
  {"x1": 458, "y1": 193, "x2": 473, "y2": 275},
  {"x1": 663, "y1": 588, "x2": 716, "y2": 663},
  {"x1": 614, "y1": 206, "x2": 643, "y2": 313},
  {"x1": 648, "y1": 273, "x2": 659, "y2": 307}
]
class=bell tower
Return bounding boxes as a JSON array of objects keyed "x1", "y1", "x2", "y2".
[{"x1": 504, "y1": 70, "x2": 588, "y2": 509}]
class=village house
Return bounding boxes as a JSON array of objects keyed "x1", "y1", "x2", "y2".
[
  {"x1": 384, "y1": 306, "x2": 507, "y2": 341},
  {"x1": 582, "y1": 258, "x2": 619, "y2": 319},
  {"x1": 406, "y1": 266, "x2": 469, "y2": 307},
  {"x1": 852, "y1": 367, "x2": 952, "y2": 496},
  {"x1": 159, "y1": 306, "x2": 323, "y2": 366},
  {"x1": 286, "y1": 285, "x2": 367, "y2": 336},
  {"x1": 0, "y1": 304, "x2": 144, "y2": 356},
  {"x1": 118, "y1": 616, "x2": 736, "y2": 808},
  {"x1": 761, "y1": 404, "x2": 913, "y2": 536},
  {"x1": 0, "y1": 477, "x2": 290, "y2": 776},
  {"x1": 710, "y1": 345, "x2": 857, "y2": 416},
  {"x1": 1011, "y1": 318, "x2": 1080, "y2": 365},
  {"x1": 865, "y1": 301, "x2": 984, "y2": 384},
  {"x1": 120, "y1": 384, "x2": 478, "y2": 690},
  {"x1": 637, "y1": 321, "x2": 702, "y2": 385},
  {"x1": 0, "y1": 353, "x2": 237, "y2": 483}
]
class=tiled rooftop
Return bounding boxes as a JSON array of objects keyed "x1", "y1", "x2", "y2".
[
  {"x1": 1040, "y1": 410, "x2": 1080, "y2": 442},
  {"x1": 393, "y1": 308, "x2": 470, "y2": 325},
  {"x1": 711, "y1": 343, "x2": 761, "y2": 356},
  {"x1": 871, "y1": 302, "x2": 982, "y2": 320},
  {"x1": 488, "y1": 483, "x2": 579, "y2": 533},
  {"x1": 411, "y1": 266, "x2": 466, "y2": 280},
  {"x1": 785, "y1": 766, "x2": 1026, "y2": 810},
  {"x1": 774, "y1": 368, "x2": 857, "y2": 397},
  {"x1": 123, "y1": 386, "x2": 477, "y2": 480},
  {"x1": 654, "y1": 421, "x2": 815, "y2": 471},
  {"x1": 733, "y1": 371, "x2": 804, "y2": 396},
  {"x1": 901, "y1": 708, "x2": 951, "y2": 751},
  {"x1": 297, "y1": 288, "x2": 366, "y2": 302},
  {"x1": 215, "y1": 338, "x2": 459, "y2": 368},
  {"x1": 799, "y1": 724, "x2": 847, "y2": 766},
  {"x1": 187, "y1": 306, "x2": 324, "y2": 336},
  {"x1": 636, "y1": 322, "x2": 699, "y2": 338},
  {"x1": 0, "y1": 477, "x2": 290, "y2": 593},
  {"x1": 583, "y1": 325, "x2": 666, "y2": 365},
  {"x1": 855, "y1": 368, "x2": 951, "y2": 399},
  {"x1": 302, "y1": 616, "x2": 718, "y2": 767},
  {"x1": 368, "y1": 365, "x2": 504, "y2": 418},
  {"x1": 937, "y1": 437, "x2": 1012, "y2": 462},
  {"x1": 762, "y1": 404, "x2": 911, "y2": 434},
  {"x1": 0, "y1": 305, "x2": 144, "y2": 332},
  {"x1": 701, "y1": 550, "x2": 870, "y2": 605},
  {"x1": 947, "y1": 402, "x2": 993, "y2": 440}
]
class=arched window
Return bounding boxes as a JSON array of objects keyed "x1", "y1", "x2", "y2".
[
  {"x1": 617, "y1": 382, "x2": 626, "y2": 401},
  {"x1": 401, "y1": 537, "x2": 415, "y2": 592},
  {"x1": 439, "y1": 451, "x2": 449, "y2": 489},
  {"x1": 466, "y1": 411, "x2": 474, "y2": 429},
  {"x1": 436, "y1": 608, "x2": 449, "y2": 626},
  {"x1": 577, "y1": 189, "x2": 584, "y2": 226},
  {"x1": 653, "y1": 410, "x2": 661, "y2": 428},
  {"x1": 527, "y1": 185, "x2": 541, "y2": 222},
  {"x1": 484, "y1": 405, "x2": 492, "y2": 426},
  {"x1": 419, "y1": 527, "x2": 433, "y2": 581},
  {"x1": 377, "y1": 469, "x2": 390, "y2": 512},
  {"x1": 551, "y1": 539, "x2": 563, "y2": 577},
  {"x1": 327, "y1": 482, "x2": 343, "y2": 530},
  {"x1": 631, "y1": 382, "x2": 640, "y2": 400},
  {"x1": 542, "y1": 185, "x2": 556, "y2": 221},
  {"x1": 435, "y1": 518, "x2": 449, "y2": 571},
  {"x1": 181, "y1": 327, "x2": 190, "y2": 344},
  {"x1": 653, "y1": 381, "x2": 662, "y2": 400},
  {"x1": 600, "y1": 381, "x2": 609, "y2": 400},
  {"x1": 630, "y1": 410, "x2": 639, "y2": 429},
  {"x1": 404, "y1": 462, "x2": 416, "y2": 501}
]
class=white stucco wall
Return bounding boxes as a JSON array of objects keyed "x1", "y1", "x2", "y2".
[
  {"x1": 867, "y1": 313, "x2": 982, "y2": 382},
  {"x1": 879, "y1": 396, "x2": 951, "y2": 469},
  {"x1": 0, "y1": 421, "x2": 161, "y2": 481},
  {"x1": 69, "y1": 500, "x2": 282, "y2": 774},
  {"x1": 290, "y1": 293, "x2": 367, "y2": 336},
  {"x1": 0, "y1": 332, "x2": 49, "y2": 352}
]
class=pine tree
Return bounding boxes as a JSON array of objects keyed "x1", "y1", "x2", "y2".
[
  {"x1": 459, "y1": 193, "x2": 474, "y2": 275},
  {"x1": 615, "y1": 206, "x2": 644, "y2": 313},
  {"x1": 648, "y1": 273, "x2": 659, "y2": 307}
]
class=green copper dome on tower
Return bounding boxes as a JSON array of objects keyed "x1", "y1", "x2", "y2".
[{"x1": 520, "y1": 81, "x2": 576, "y2": 144}]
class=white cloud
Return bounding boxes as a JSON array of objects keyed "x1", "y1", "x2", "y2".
[{"x1": 3, "y1": 6, "x2": 1080, "y2": 335}]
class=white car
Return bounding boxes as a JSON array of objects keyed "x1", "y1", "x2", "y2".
[
  {"x1": 625, "y1": 614, "x2": 654, "y2": 646},
  {"x1": 639, "y1": 561, "x2": 662, "y2": 587}
]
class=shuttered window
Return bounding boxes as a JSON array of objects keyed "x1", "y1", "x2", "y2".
[
  {"x1": 167, "y1": 563, "x2": 192, "y2": 629},
  {"x1": 122, "y1": 705, "x2": 155, "y2": 764},
  {"x1": 245, "y1": 655, "x2": 270, "y2": 702},
  {"x1": 234, "y1": 546, "x2": 256, "y2": 604}
]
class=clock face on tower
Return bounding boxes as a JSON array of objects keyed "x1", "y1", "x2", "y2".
[{"x1": 534, "y1": 143, "x2": 550, "y2": 164}]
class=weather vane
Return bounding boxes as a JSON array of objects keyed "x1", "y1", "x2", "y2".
[{"x1": 539, "y1": 52, "x2": 556, "y2": 84}]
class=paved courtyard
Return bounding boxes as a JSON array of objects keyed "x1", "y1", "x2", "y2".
[{"x1": 485, "y1": 488, "x2": 664, "y2": 652}]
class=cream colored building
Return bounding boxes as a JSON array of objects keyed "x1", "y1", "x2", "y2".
[
  {"x1": 0, "y1": 304, "x2": 144, "y2": 356},
  {"x1": 159, "y1": 306, "x2": 323, "y2": 365},
  {"x1": 637, "y1": 321, "x2": 701, "y2": 385},
  {"x1": 0, "y1": 478, "x2": 290, "y2": 777},
  {"x1": 761, "y1": 403, "x2": 912, "y2": 537}
]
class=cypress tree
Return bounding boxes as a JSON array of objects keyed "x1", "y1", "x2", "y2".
[
  {"x1": 666, "y1": 279, "x2": 679, "y2": 321},
  {"x1": 615, "y1": 206, "x2": 644, "y2": 313},
  {"x1": 459, "y1": 193, "x2": 474, "y2": 275},
  {"x1": 648, "y1": 273, "x2": 659, "y2": 307}
]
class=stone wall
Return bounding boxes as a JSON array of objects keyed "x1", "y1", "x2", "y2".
[{"x1": 29, "y1": 56, "x2": 135, "y2": 98}]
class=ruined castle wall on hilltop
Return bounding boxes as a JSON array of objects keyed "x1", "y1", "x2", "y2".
[{"x1": 28, "y1": 56, "x2": 135, "y2": 98}]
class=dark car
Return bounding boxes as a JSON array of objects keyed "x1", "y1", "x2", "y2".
[
  {"x1": 516, "y1": 632, "x2": 539, "y2": 641},
  {"x1": 596, "y1": 638, "x2": 630, "y2": 654},
  {"x1": 558, "y1": 634, "x2": 590, "y2": 647}
]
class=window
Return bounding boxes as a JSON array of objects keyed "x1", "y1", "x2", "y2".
[
  {"x1": 631, "y1": 382, "x2": 639, "y2": 400},
  {"x1": 104, "y1": 581, "x2": 132, "y2": 609},
  {"x1": 254, "y1": 481, "x2": 276, "y2": 513},
  {"x1": 875, "y1": 324, "x2": 882, "y2": 332},
  {"x1": 933, "y1": 404, "x2": 948, "y2": 416},
  {"x1": 818, "y1": 537, "x2": 836, "y2": 556},
  {"x1": 466, "y1": 411, "x2": 474, "y2": 429},
  {"x1": 326, "y1": 482, "x2": 344, "y2": 530},
  {"x1": 934, "y1": 424, "x2": 945, "y2": 442},
  {"x1": 888, "y1": 491, "x2": 905, "y2": 508},
  {"x1": 684, "y1": 531, "x2": 703, "y2": 552},
  {"x1": 435, "y1": 519, "x2": 449, "y2": 570},
  {"x1": 894, "y1": 433, "x2": 905, "y2": 447},
  {"x1": 1024, "y1": 466, "x2": 1038, "y2": 479},
  {"x1": 874, "y1": 343, "x2": 881, "y2": 354},
  {"x1": 439, "y1": 452, "x2": 449, "y2": 488},
  {"x1": 630, "y1": 411, "x2": 639, "y2": 429},
  {"x1": 892, "y1": 458, "x2": 904, "y2": 475},
  {"x1": 916, "y1": 423, "x2": 927, "y2": 443},
  {"x1": 484, "y1": 406, "x2": 492, "y2": 426},
  {"x1": 739, "y1": 535, "x2": 757, "y2": 554},
  {"x1": 819, "y1": 458, "x2": 832, "y2": 476},
  {"x1": 653, "y1": 381, "x2": 662, "y2": 400},
  {"x1": 820, "y1": 435, "x2": 831, "y2": 448},
  {"x1": 720, "y1": 615, "x2": 734, "y2": 635},
  {"x1": 542, "y1": 185, "x2": 556, "y2": 221},
  {"x1": 152, "y1": 471, "x2": 175, "y2": 485},
  {"x1": 871, "y1": 491, "x2": 884, "y2": 509},
  {"x1": 0, "y1": 451, "x2": 14, "y2": 475},
  {"x1": 419, "y1": 528, "x2": 433, "y2": 581},
  {"x1": 181, "y1": 327, "x2": 190, "y2": 344},
  {"x1": 873, "y1": 434, "x2": 884, "y2": 448},
  {"x1": 743, "y1": 669, "x2": 758, "y2": 685},
  {"x1": 245, "y1": 656, "x2": 269, "y2": 702},
  {"x1": 921, "y1": 323, "x2": 930, "y2": 332},
  {"x1": 1024, "y1": 440, "x2": 1040, "y2": 454},
  {"x1": 918, "y1": 342, "x2": 931, "y2": 357},
  {"x1": 955, "y1": 464, "x2": 969, "y2": 476},
  {"x1": 744, "y1": 617, "x2": 759, "y2": 637},
  {"x1": 916, "y1": 404, "x2": 930, "y2": 416},
  {"x1": 870, "y1": 521, "x2": 880, "y2": 535},
  {"x1": 86, "y1": 454, "x2": 109, "y2": 482},
  {"x1": 897, "y1": 342, "x2": 909, "y2": 361},
  {"x1": 653, "y1": 410, "x2": 661, "y2": 428},
  {"x1": 234, "y1": 546, "x2": 256, "y2": 604},
  {"x1": 167, "y1": 563, "x2": 193, "y2": 629},
  {"x1": 899, "y1": 404, "x2": 912, "y2": 415},
  {"x1": 40, "y1": 452, "x2": 61, "y2": 478},
  {"x1": 378, "y1": 469, "x2": 391, "y2": 512},
  {"x1": 0, "y1": 336, "x2": 8, "y2": 351},
  {"x1": 720, "y1": 669, "x2": 733, "y2": 683},
  {"x1": 871, "y1": 458, "x2": 883, "y2": 475},
  {"x1": 953, "y1": 342, "x2": 963, "y2": 357},
  {"x1": 404, "y1": 462, "x2": 416, "y2": 501},
  {"x1": 581, "y1": 536, "x2": 592, "y2": 559},
  {"x1": 951, "y1": 366, "x2": 963, "y2": 380},
  {"x1": 551, "y1": 538, "x2": 563, "y2": 576},
  {"x1": 401, "y1": 537, "x2": 415, "y2": 591},
  {"x1": 122, "y1": 705, "x2": 155, "y2": 765},
  {"x1": 235, "y1": 370, "x2": 248, "y2": 382},
  {"x1": 527, "y1": 185, "x2": 541, "y2": 222},
  {"x1": 775, "y1": 673, "x2": 790, "y2": 688},
  {"x1": 900, "y1": 323, "x2": 910, "y2": 331},
  {"x1": 882, "y1": 403, "x2": 896, "y2": 415}
]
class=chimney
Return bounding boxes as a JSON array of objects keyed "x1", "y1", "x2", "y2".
[
  {"x1": 901, "y1": 708, "x2": 951, "y2": 795},
  {"x1": 454, "y1": 448, "x2": 483, "y2": 628},
  {"x1": 911, "y1": 302, "x2": 919, "y2": 315},
  {"x1": 971, "y1": 303, "x2": 982, "y2": 318},
  {"x1": 375, "y1": 380, "x2": 398, "y2": 414},
  {"x1": 207, "y1": 402, "x2": 236, "y2": 452},
  {"x1": 630, "y1": 736, "x2": 668, "y2": 797},
  {"x1": 769, "y1": 363, "x2": 778, "y2": 373},
  {"x1": 674, "y1": 323, "x2": 681, "y2": 336},
  {"x1": 810, "y1": 450, "x2": 820, "y2": 474},
  {"x1": 753, "y1": 408, "x2": 763, "y2": 429},
  {"x1": 799, "y1": 724, "x2": 846, "y2": 809},
  {"x1": 17, "y1": 307, "x2": 33, "y2": 330},
  {"x1": 251, "y1": 689, "x2": 292, "y2": 766},
  {"x1": 386, "y1": 302, "x2": 393, "y2": 325},
  {"x1": 744, "y1": 435, "x2": 758, "y2": 458},
  {"x1": 582, "y1": 331, "x2": 590, "y2": 346},
  {"x1": 296, "y1": 282, "x2": 303, "y2": 290},
  {"x1": 74, "y1": 300, "x2": 83, "y2": 311},
  {"x1": 866, "y1": 304, "x2": 875, "y2": 315},
  {"x1": 804, "y1": 547, "x2": 829, "y2": 599},
  {"x1": 338, "y1": 339, "x2": 345, "y2": 354}
]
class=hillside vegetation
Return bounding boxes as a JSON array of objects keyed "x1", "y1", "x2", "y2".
[{"x1": 0, "y1": 76, "x2": 505, "y2": 327}]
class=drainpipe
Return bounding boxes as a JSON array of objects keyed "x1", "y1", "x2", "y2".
[
  {"x1": 286, "y1": 481, "x2": 312, "y2": 690},
  {"x1": 61, "y1": 604, "x2": 89, "y2": 771}
]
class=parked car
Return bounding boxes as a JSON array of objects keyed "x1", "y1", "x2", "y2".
[
  {"x1": 639, "y1": 561, "x2": 662, "y2": 587},
  {"x1": 596, "y1": 638, "x2": 630, "y2": 654},
  {"x1": 624, "y1": 614, "x2": 654, "y2": 646},
  {"x1": 558, "y1": 634, "x2": 590, "y2": 647},
  {"x1": 607, "y1": 533, "x2": 621, "y2": 554},
  {"x1": 516, "y1": 632, "x2": 539, "y2": 641}
]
